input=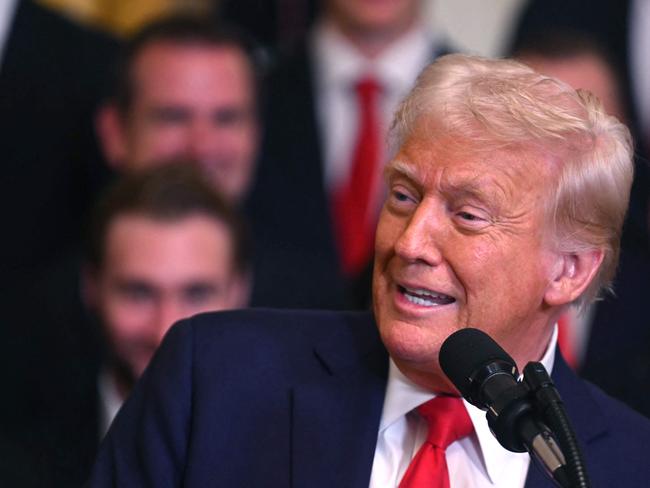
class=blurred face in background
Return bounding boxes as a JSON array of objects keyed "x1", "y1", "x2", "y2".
[
  {"x1": 520, "y1": 53, "x2": 625, "y2": 123},
  {"x1": 324, "y1": 0, "x2": 421, "y2": 41},
  {"x1": 99, "y1": 41, "x2": 259, "y2": 203},
  {"x1": 88, "y1": 213, "x2": 247, "y2": 387}
]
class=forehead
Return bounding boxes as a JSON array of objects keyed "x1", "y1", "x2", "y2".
[
  {"x1": 130, "y1": 41, "x2": 253, "y2": 103},
  {"x1": 388, "y1": 124, "x2": 556, "y2": 199},
  {"x1": 103, "y1": 214, "x2": 234, "y2": 277}
]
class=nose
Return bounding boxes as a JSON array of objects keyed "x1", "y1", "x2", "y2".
[
  {"x1": 394, "y1": 202, "x2": 444, "y2": 266},
  {"x1": 187, "y1": 120, "x2": 221, "y2": 163}
]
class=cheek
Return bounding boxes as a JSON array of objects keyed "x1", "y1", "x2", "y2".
[
  {"x1": 374, "y1": 210, "x2": 400, "y2": 258},
  {"x1": 133, "y1": 126, "x2": 186, "y2": 159},
  {"x1": 102, "y1": 299, "x2": 151, "y2": 341}
]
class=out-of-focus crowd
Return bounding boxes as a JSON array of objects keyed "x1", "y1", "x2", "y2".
[{"x1": 1, "y1": 0, "x2": 650, "y2": 486}]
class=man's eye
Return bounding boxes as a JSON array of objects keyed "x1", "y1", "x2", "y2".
[
  {"x1": 213, "y1": 108, "x2": 247, "y2": 126},
  {"x1": 149, "y1": 107, "x2": 190, "y2": 124},
  {"x1": 454, "y1": 207, "x2": 491, "y2": 230},
  {"x1": 184, "y1": 285, "x2": 217, "y2": 304},
  {"x1": 117, "y1": 283, "x2": 154, "y2": 302},
  {"x1": 394, "y1": 191, "x2": 410, "y2": 202},
  {"x1": 457, "y1": 211, "x2": 481, "y2": 221},
  {"x1": 390, "y1": 185, "x2": 417, "y2": 203}
]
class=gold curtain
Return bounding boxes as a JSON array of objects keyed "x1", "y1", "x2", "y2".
[{"x1": 37, "y1": 0, "x2": 213, "y2": 36}]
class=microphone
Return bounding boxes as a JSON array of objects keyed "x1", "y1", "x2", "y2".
[{"x1": 439, "y1": 328, "x2": 570, "y2": 487}]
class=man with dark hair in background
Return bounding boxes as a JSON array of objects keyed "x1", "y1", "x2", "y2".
[
  {"x1": 96, "y1": 15, "x2": 261, "y2": 204},
  {"x1": 83, "y1": 163, "x2": 251, "y2": 438},
  {"x1": 41, "y1": 163, "x2": 251, "y2": 486}
]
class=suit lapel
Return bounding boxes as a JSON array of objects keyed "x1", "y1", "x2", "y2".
[
  {"x1": 291, "y1": 313, "x2": 388, "y2": 488},
  {"x1": 524, "y1": 350, "x2": 608, "y2": 487}
]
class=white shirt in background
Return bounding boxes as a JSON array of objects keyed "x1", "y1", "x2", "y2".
[
  {"x1": 310, "y1": 20, "x2": 437, "y2": 194},
  {"x1": 0, "y1": 0, "x2": 18, "y2": 65}
]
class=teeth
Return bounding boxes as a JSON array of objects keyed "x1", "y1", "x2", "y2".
[
  {"x1": 400, "y1": 285, "x2": 455, "y2": 306},
  {"x1": 404, "y1": 286, "x2": 448, "y2": 299},
  {"x1": 404, "y1": 294, "x2": 437, "y2": 306}
]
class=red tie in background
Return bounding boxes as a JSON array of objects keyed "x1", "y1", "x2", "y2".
[
  {"x1": 399, "y1": 396, "x2": 473, "y2": 488},
  {"x1": 557, "y1": 311, "x2": 578, "y2": 370},
  {"x1": 332, "y1": 77, "x2": 381, "y2": 277}
]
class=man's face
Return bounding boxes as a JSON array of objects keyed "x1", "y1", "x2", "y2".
[
  {"x1": 326, "y1": 0, "x2": 420, "y2": 38},
  {"x1": 373, "y1": 122, "x2": 560, "y2": 393},
  {"x1": 117, "y1": 42, "x2": 258, "y2": 202},
  {"x1": 91, "y1": 214, "x2": 246, "y2": 382}
]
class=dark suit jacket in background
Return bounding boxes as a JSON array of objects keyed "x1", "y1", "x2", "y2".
[
  {"x1": 246, "y1": 46, "x2": 354, "y2": 310},
  {"x1": 0, "y1": 0, "x2": 117, "y2": 278},
  {"x1": 89, "y1": 309, "x2": 650, "y2": 487},
  {"x1": 247, "y1": 42, "x2": 449, "y2": 311},
  {"x1": 0, "y1": 2, "x2": 117, "y2": 486}
]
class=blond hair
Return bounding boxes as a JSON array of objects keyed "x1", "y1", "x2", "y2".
[{"x1": 392, "y1": 54, "x2": 634, "y2": 305}]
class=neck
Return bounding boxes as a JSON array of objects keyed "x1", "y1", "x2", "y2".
[
  {"x1": 109, "y1": 364, "x2": 135, "y2": 401},
  {"x1": 327, "y1": 16, "x2": 418, "y2": 59}
]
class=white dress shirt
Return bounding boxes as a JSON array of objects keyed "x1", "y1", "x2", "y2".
[
  {"x1": 310, "y1": 20, "x2": 438, "y2": 197},
  {"x1": 630, "y1": 0, "x2": 650, "y2": 137},
  {"x1": 98, "y1": 369, "x2": 124, "y2": 439},
  {"x1": 0, "y1": 0, "x2": 17, "y2": 65},
  {"x1": 369, "y1": 326, "x2": 558, "y2": 488}
]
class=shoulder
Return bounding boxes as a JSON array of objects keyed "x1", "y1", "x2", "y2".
[
  {"x1": 570, "y1": 376, "x2": 650, "y2": 482},
  {"x1": 162, "y1": 308, "x2": 378, "y2": 373},
  {"x1": 550, "y1": 354, "x2": 650, "y2": 481},
  {"x1": 183, "y1": 307, "x2": 374, "y2": 341},
  {"x1": 583, "y1": 380, "x2": 650, "y2": 441}
]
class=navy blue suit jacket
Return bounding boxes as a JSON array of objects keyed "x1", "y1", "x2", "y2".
[{"x1": 88, "y1": 309, "x2": 650, "y2": 487}]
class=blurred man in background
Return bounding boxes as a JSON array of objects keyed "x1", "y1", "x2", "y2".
[
  {"x1": 84, "y1": 163, "x2": 251, "y2": 436},
  {"x1": 36, "y1": 164, "x2": 251, "y2": 485},
  {"x1": 96, "y1": 15, "x2": 261, "y2": 204},
  {"x1": 249, "y1": 0, "x2": 452, "y2": 310}
]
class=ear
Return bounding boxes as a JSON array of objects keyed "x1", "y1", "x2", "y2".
[
  {"x1": 95, "y1": 102, "x2": 129, "y2": 169},
  {"x1": 544, "y1": 249, "x2": 604, "y2": 306}
]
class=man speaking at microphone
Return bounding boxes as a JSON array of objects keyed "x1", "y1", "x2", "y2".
[{"x1": 88, "y1": 54, "x2": 650, "y2": 487}]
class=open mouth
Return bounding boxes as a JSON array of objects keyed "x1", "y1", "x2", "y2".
[{"x1": 398, "y1": 285, "x2": 455, "y2": 307}]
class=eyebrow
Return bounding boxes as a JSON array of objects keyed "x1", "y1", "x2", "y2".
[
  {"x1": 384, "y1": 159, "x2": 421, "y2": 184},
  {"x1": 385, "y1": 158, "x2": 503, "y2": 208}
]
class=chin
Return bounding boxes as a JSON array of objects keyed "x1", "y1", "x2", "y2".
[{"x1": 379, "y1": 318, "x2": 444, "y2": 364}]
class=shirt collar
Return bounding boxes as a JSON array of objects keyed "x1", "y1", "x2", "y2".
[
  {"x1": 379, "y1": 324, "x2": 558, "y2": 483},
  {"x1": 311, "y1": 19, "x2": 434, "y2": 96},
  {"x1": 0, "y1": 0, "x2": 18, "y2": 64},
  {"x1": 98, "y1": 368, "x2": 125, "y2": 438}
]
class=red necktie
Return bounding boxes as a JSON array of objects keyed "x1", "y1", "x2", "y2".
[
  {"x1": 558, "y1": 312, "x2": 578, "y2": 370},
  {"x1": 331, "y1": 77, "x2": 381, "y2": 277},
  {"x1": 399, "y1": 396, "x2": 473, "y2": 488}
]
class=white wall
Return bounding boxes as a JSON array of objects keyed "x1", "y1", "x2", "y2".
[{"x1": 424, "y1": 0, "x2": 529, "y2": 57}]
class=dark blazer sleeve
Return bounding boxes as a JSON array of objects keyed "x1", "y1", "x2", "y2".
[
  {"x1": 88, "y1": 322, "x2": 194, "y2": 487},
  {"x1": 87, "y1": 310, "x2": 386, "y2": 487}
]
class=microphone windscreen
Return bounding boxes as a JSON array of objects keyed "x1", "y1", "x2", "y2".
[{"x1": 439, "y1": 328, "x2": 516, "y2": 399}]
